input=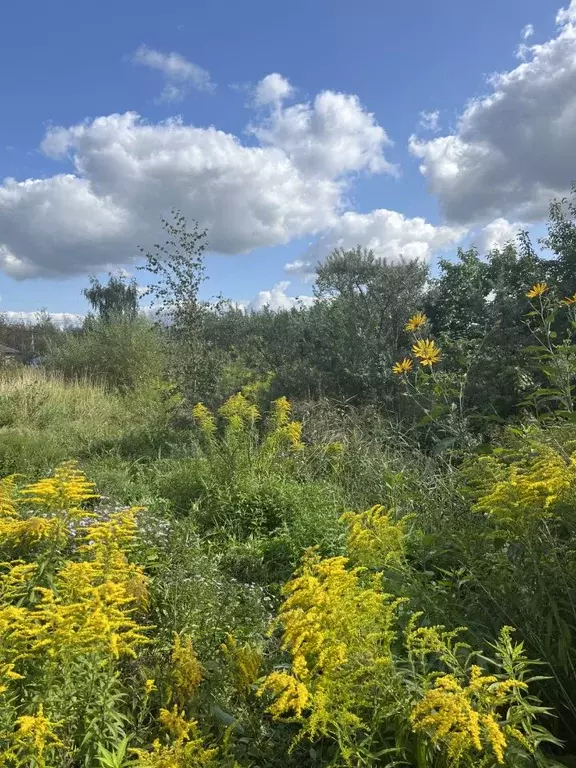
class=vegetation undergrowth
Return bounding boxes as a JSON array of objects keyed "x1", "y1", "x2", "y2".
[{"x1": 4, "y1": 192, "x2": 576, "y2": 764}]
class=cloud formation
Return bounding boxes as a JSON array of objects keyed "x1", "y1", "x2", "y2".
[
  {"x1": 304, "y1": 209, "x2": 464, "y2": 263},
  {"x1": 253, "y1": 73, "x2": 294, "y2": 106},
  {"x1": 131, "y1": 45, "x2": 214, "y2": 102},
  {"x1": 410, "y1": 3, "x2": 576, "y2": 226},
  {"x1": 247, "y1": 280, "x2": 314, "y2": 312},
  {"x1": 476, "y1": 218, "x2": 523, "y2": 252},
  {"x1": 0, "y1": 76, "x2": 407, "y2": 279},
  {"x1": 419, "y1": 110, "x2": 440, "y2": 132}
]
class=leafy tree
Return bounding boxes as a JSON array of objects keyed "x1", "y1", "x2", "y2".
[
  {"x1": 312, "y1": 247, "x2": 429, "y2": 403},
  {"x1": 83, "y1": 273, "x2": 139, "y2": 323},
  {"x1": 138, "y1": 210, "x2": 213, "y2": 402}
]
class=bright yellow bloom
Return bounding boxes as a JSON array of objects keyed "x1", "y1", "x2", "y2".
[
  {"x1": 15, "y1": 704, "x2": 64, "y2": 759},
  {"x1": 221, "y1": 633, "x2": 262, "y2": 697},
  {"x1": 468, "y1": 443, "x2": 576, "y2": 533},
  {"x1": 562, "y1": 292, "x2": 576, "y2": 305},
  {"x1": 411, "y1": 666, "x2": 526, "y2": 764},
  {"x1": 392, "y1": 358, "x2": 413, "y2": 375},
  {"x1": 405, "y1": 312, "x2": 427, "y2": 332},
  {"x1": 218, "y1": 392, "x2": 260, "y2": 431},
  {"x1": 259, "y1": 552, "x2": 406, "y2": 741},
  {"x1": 342, "y1": 505, "x2": 405, "y2": 569},
  {"x1": 192, "y1": 402, "x2": 217, "y2": 435},
  {"x1": 258, "y1": 671, "x2": 310, "y2": 718},
  {"x1": 412, "y1": 339, "x2": 441, "y2": 366},
  {"x1": 19, "y1": 461, "x2": 98, "y2": 519},
  {"x1": 270, "y1": 396, "x2": 292, "y2": 428},
  {"x1": 525, "y1": 282, "x2": 549, "y2": 298},
  {"x1": 144, "y1": 678, "x2": 156, "y2": 695},
  {"x1": 170, "y1": 633, "x2": 204, "y2": 705}
]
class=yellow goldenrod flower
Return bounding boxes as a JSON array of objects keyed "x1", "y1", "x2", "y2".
[
  {"x1": 412, "y1": 339, "x2": 441, "y2": 366},
  {"x1": 405, "y1": 312, "x2": 427, "y2": 332},
  {"x1": 144, "y1": 678, "x2": 156, "y2": 695},
  {"x1": 221, "y1": 633, "x2": 262, "y2": 697},
  {"x1": 342, "y1": 505, "x2": 405, "y2": 569},
  {"x1": 258, "y1": 671, "x2": 310, "y2": 719},
  {"x1": 392, "y1": 358, "x2": 413, "y2": 375},
  {"x1": 411, "y1": 665, "x2": 526, "y2": 765},
  {"x1": 15, "y1": 704, "x2": 64, "y2": 755},
  {"x1": 192, "y1": 402, "x2": 217, "y2": 435},
  {"x1": 19, "y1": 461, "x2": 98, "y2": 519},
  {"x1": 525, "y1": 282, "x2": 549, "y2": 298},
  {"x1": 159, "y1": 706, "x2": 193, "y2": 741},
  {"x1": 170, "y1": 633, "x2": 204, "y2": 705},
  {"x1": 218, "y1": 392, "x2": 260, "y2": 431}
]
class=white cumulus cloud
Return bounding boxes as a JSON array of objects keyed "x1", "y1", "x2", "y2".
[
  {"x1": 409, "y1": 3, "x2": 576, "y2": 226},
  {"x1": 131, "y1": 45, "x2": 214, "y2": 102},
  {"x1": 304, "y1": 209, "x2": 464, "y2": 263},
  {"x1": 475, "y1": 218, "x2": 523, "y2": 252},
  {"x1": 253, "y1": 73, "x2": 294, "y2": 106},
  {"x1": 0, "y1": 78, "x2": 401, "y2": 279},
  {"x1": 251, "y1": 89, "x2": 396, "y2": 177},
  {"x1": 248, "y1": 280, "x2": 314, "y2": 312}
]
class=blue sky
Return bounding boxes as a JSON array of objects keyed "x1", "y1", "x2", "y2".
[{"x1": 0, "y1": 0, "x2": 569, "y2": 319}]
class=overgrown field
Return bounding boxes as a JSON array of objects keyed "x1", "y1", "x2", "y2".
[
  {"x1": 3, "y1": 197, "x2": 576, "y2": 765},
  {"x1": 0, "y1": 364, "x2": 575, "y2": 767}
]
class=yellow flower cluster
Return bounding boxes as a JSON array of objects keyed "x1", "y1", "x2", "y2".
[
  {"x1": 192, "y1": 402, "x2": 217, "y2": 436},
  {"x1": 411, "y1": 666, "x2": 526, "y2": 764},
  {"x1": 0, "y1": 464, "x2": 150, "y2": 764},
  {"x1": 259, "y1": 551, "x2": 405, "y2": 751},
  {"x1": 19, "y1": 460, "x2": 98, "y2": 513},
  {"x1": 393, "y1": 312, "x2": 442, "y2": 374},
  {"x1": 132, "y1": 706, "x2": 218, "y2": 767},
  {"x1": 342, "y1": 504, "x2": 405, "y2": 569},
  {"x1": 469, "y1": 442, "x2": 576, "y2": 531},
  {"x1": 194, "y1": 394, "x2": 306, "y2": 456},
  {"x1": 221, "y1": 633, "x2": 262, "y2": 697},
  {"x1": 412, "y1": 338, "x2": 442, "y2": 367},
  {"x1": 218, "y1": 392, "x2": 260, "y2": 431},
  {"x1": 169, "y1": 633, "x2": 204, "y2": 706}
]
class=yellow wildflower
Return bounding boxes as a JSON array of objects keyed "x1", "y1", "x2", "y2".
[
  {"x1": 221, "y1": 633, "x2": 262, "y2": 697},
  {"x1": 15, "y1": 704, "x2": 64, "y2": 759},
  {"x1": 342, "y1": 505, "x2": 405, "y2": 569},
  {"x1": 405, "y1": 311, "x2": 427, "y2": 332},
  {"x1": 19, "y1": 461, "x2": 98, "y2": 518},
  {"x1": 392, "y1": 357, "x2": 413, "y2": 375},
  {"x1": 412, "y1": 338, "x2": 441, "y2": 367},
  {"x1": 525, "y1": 282, "x2": 549, "y2": 298},
  {"x1": 411, "y1": 665, "x2": 527, "y2": 764},
  {"x1": 218, "y1": 392, "x2": 260, "y2": 431},
  {"x1": 192, "y1": 402, "x2": 217, "y2": 436},
  {"x1": 0, "y1": 476, "x2": 18, "y2": 518},
  {"x1": 562, "y1": 292, "x2": 576, "y2": 305},
  {"x1": 270, "y1": 396, "x2": 292, "y2": 428},
  {"x1": 170, "y1": 633, "x2": 204, "y2": 705},
  {"x1": 0, "y1": 661, "x2": 23, "y2": 694},
  {"x1": 259, "y1": 552, "x2": 406, "y2": 742},
  {"x1": 144, "y1": 678, "x2": 156, "y2": 695},
  {"x1": 159, "y1": 706, "x2": 193, "y2": 741},
  {"x1": 258, "y1": 671, "x2": 310, "y2": 718}
]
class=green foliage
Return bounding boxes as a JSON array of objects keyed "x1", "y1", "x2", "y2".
[
  {"x1": 84, "y1": 272, "x2": 139, "y2": 323},
  {"x1": 47, "y1": 315, "x2": 166, "y2": 392}
]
